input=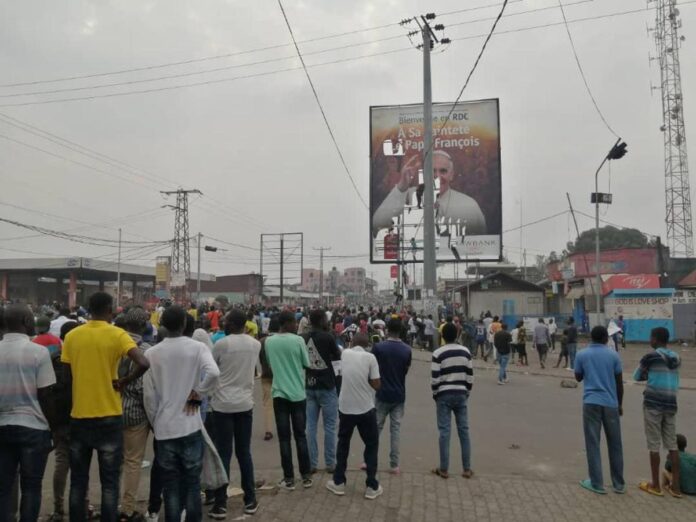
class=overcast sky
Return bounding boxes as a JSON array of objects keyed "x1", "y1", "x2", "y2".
[{"x1": 1, "y1": 0, "x2": 695, "y2": 290}]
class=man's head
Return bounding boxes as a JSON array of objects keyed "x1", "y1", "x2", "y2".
[
  {"x1": 160, "y1": 306, "x2": 188, "y2": 337},
  {"x1": 446, "y1": 316, "x2": 453, "y2": 324},
  {"x1": 60, "y1": 320, "x2": 79, "y2": 341},
  {"x1": 351, "y1": 333, "x2": 369, "y2": 349},
  {"x1": 441, "y1": 322, "x2": 458, "y2": 344},
  {"x1": 225, "y1": 310, "x2": 247, "y2": 334},
  {"x1": 88, "y1": 292, "x2": 113, "y2": 320},
  {"x1": 310, "y1": 309, "x2": 327, "y2": 330},
  {"x1": 386, "y1": 318, "x2": 402, "y2": 337},
  {"x1": 590, "y1": 326, "x2": 609, "y2": 345},
  {"x1": 36, "y1": 315, "x2": 51, "y2": 334},
  {"x1": 277, "y1": 311, "x2": 296, "y2": 333},
  {"x1": 677, "y1": 433, "x2": 687, "y2": 452},
  {"x1": 549, "y1": 319, "x2": 554, "y2": 324},
  {"x1": 246, "y1": 311, "x2": 254, "y2": 321},
  {"x1": 433, "y1": 150, "x2": 455, "y2": 191},
  {"x1": 268, "y1": 315, "x2": 281, "y2": 334},
  {"x1": 493, "y1": 316, "x2": 499, "y2": 322},
  {"x1": 501, "y1": 323, "x2": 508, "y2": 331},
  {"x1": 2, "y1": 305, "x2": 35, "y2": 336},
  {"x1": 58, "y1": 306, "x2": 70, "y2": 318},
  {"x1": 124, "y1": 307, "x2": 149, "y2": 335},
  {"x1": 650, "y1": 326, "x2": 670, "y2": 349},
  {"x1": 538, "y1": 318, "x2": 545, "y2": 324},
  {"x1": 183, "y1": 314, "x2": 195, "y2": 337},
  {"x1": 567, "y1": 317, "x2": 575, "y2": 325}
]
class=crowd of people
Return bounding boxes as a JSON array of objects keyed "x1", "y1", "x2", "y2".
[{"x1": 0, "y1": 295, "x2": 694, "y2": 522}]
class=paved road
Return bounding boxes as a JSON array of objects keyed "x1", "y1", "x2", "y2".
[{"x1": 36, "y1": 345, "x2": 696, "y2": 520}]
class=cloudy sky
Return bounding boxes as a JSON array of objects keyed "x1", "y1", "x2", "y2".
[{"x1": 1, "y1": 0, "x2": 695, "y2": 290}]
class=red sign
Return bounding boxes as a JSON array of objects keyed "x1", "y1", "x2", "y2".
[
  {"x1": 547, "y1": 248, "x2": 658, "y2": 281},
  {"x1": 390, "y1": 265, "x2": 398, "y2": 279},
  {"x1": 602, "y1": 274, "x2": 660, "y2": 294},
  {"x1": 384, "y1": 233, "x2": 399, "y2": 260}
]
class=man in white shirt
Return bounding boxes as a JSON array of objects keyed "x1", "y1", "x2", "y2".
[
  {"x1": 326, "y1": 334, "x2": 383, "y2": 500},
  {"x1": 548, "y1": 318, "x2": 558, "y2": 352},
  {"x1": 143, "y1": 306, "x2": 219, "y2": 522},
  {"x1": 209, "y1": 310, "x2": 261, "y2": 518},
  {"x1": 0, "y1": 305, "x2": 56, "y2": 522},
  {"x1": 49, "y1": 306, "x2": 71, "y2": 337}
]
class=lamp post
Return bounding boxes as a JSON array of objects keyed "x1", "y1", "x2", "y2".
[{"x1": 593, "y1": 138, "x2": 628, "y2": 323}]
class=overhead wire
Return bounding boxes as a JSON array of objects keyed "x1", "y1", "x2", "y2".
[
  {"x1": 557, "y1": 0, "x2": 619, "y2": 138},
  {"x1": 277, "y1": 0, "x2": 369, "y2": 210}
]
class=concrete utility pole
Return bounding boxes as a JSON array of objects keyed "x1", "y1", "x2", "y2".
[
  {"x1": 313, "y1": 246, "x2": 331, "y2": 305},
  {"x1": 196, "y1": 232, "x2": 202, "y2": 303}
]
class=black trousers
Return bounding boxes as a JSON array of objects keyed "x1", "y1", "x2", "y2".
[{"x1": 333, "y1": 409, "x2": 379, "y2": 490}]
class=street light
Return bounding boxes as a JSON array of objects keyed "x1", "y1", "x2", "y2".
[{"x1": 592, "y1": 138, "x2": 628, "y2": 323}]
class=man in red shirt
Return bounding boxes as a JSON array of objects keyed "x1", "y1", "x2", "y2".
[
  {"x1": 32, "y1": 316, "x2": 62, "y2": 356},
  {"x1": 206, "y1": 306, "x2": 222, "y2": 332}
]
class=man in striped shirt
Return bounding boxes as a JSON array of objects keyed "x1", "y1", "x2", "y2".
[{"x1": 430, "y1": 323, "x2": 474, "y2": 479}]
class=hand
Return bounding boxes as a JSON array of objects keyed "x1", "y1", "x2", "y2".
[
  {"x1": 112, "y1": 378, "x2": 128, "y2": 392},
  {"x1": 396, "y1": 155, "x2": 422, "y2": 192},
  {"x1": 618, "y1": 406, "x2": 623, "y2": 417},
  {"x1": 184, "y1": 390, "x2": 202, "y2": 416}
]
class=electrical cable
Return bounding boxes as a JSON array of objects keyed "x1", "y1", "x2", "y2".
[
  {"x1": 557, "y1": 0, "x2": 619, "y2": 138},
  {"x1": 277, "y1": 0, "x2": 369, "y2": 210}
]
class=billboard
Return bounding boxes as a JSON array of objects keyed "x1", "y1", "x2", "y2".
[{"x1": 370, "y1": 99, "x2": 502, "y2": 264}]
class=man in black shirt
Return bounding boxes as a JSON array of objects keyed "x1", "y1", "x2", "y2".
[
  {"x1": 303, "y1": 309, "x2": 341, "y2": 473},
  {"x1": 493, "y1": 324, "x2": 512, "y2": 385},
  {"x1": 565, "y1": 318, "x2": 579, "y2": 371}
]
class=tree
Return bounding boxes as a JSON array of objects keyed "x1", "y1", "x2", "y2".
[{"x1": 566, "y1": 226, "x2": 649, "y2": 254}]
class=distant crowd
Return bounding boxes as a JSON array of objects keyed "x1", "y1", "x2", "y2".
[{"x1": 0, "y1": 296, "x2": 694, "y2": 522}]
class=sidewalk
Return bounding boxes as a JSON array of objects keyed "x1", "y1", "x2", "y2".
[
  {"x1": 232, "y1": 470, "x2": 695, "y2": 521},
  {"x1": 410, "y1": 346, "x2": 696, "y2": 390}
]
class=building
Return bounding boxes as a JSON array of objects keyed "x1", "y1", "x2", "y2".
[
  {"x1": 188, "y1": 273, "x2": 263, "y2": 305},
  {"x1": 604, "y1": 288, "x2": 675, "y2": 342},
  {"x1": 300, "y1": 266, "x2": 377, "y2": 298},
  {"x1": 455, "y1": 272, "x2": 545, "y2": 325}
]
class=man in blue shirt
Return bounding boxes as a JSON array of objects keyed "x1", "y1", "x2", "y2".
[
  {"x1": 574, "y1": 326, "x2": 625, "y2": 495},
  {"x1": 371, "y1": 318, "x2": 411, "y2": 474}
]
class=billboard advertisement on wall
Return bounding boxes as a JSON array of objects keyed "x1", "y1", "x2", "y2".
[{"x1": 369, "y1": 99, "x2": 502, "y2": 264}]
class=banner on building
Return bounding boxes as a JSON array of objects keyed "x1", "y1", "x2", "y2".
[
  {"x1": 370, "y1": 99, "x2": 502, "y2": 264},
  {"x1": 390, "y1": 265, "x2": 398, "y2": 279}
]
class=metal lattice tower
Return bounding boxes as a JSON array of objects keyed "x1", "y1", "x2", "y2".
[
  {"x1": 161, "y1": 189, "x2": 201, "y2": 284},
  {"x1": 651, "y1": 0, "x2": 693, "y2": 257}
]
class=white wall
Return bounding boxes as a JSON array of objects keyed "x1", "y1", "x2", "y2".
[{"x1": 468, "y1": 291, "x2": 544, "y2": 318}]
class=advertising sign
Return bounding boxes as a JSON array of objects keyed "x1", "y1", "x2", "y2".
[
  {"x1": 370, "y1": 99, "x2": 502, "y2": 264},
  {"x1": 390, "y1": 265, "x2": 398, "y2": 279}
]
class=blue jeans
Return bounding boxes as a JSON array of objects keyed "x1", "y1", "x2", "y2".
[
  {"x1": 334, "y1": 409, "x2": 379, "y2": 490},
  {"x1": 0, "y1": 425, "x2": 52, "y2": 522},
  {"x1": 582, "y1": 404, "x2": 624, "y2": 491},
  {"x1": 436, "y1": 394, "x2": 471, "y2": 472},
  {"x1": 306, "y1": 388, "x2": 338, "y2": 470},
  {"x1": 155, "y1": 431, "x2": 204, "y2": 522},
  {"x1": 69, "y1": 417, "x2": 123, "y2": 522},
  {"x1": 498, "y1": 354, "x2": 509, "y2": 382},
  {"x1": 209, "y1": 410, "x2": 256, "y2": 506},
  {"x1": 567, "y1": 343, "x2": 577, "y2": 370},
  {"x1": 273, "y1": 398, "x2": 311, "y2": 481},
  {"x1": 376, "y1": 401, "x2": 404, "y2": 469}
]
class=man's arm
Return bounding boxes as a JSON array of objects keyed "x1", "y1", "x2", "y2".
[
  {"x1": 369, "y1": 355, "x2": 381, "y2": 391},
  {"x1": 369, "y1": 378, "x2": 381, "y2": 391},
  {"x1": 574, "y1": 355, "x2": 584, "y2": 382},
  {"x1": 615, "y1": 373, "x2": 624, "y2": 416},
  {"x1": 633, "y1": 356, "x2": 649, "y2": 382},
  {"x1": 114, "y1": 347, "x2": 150, "y2": 392},
  {"x1": 431, "y1": 353, "x2": 441, "y2": 395},
  {"x1": 195, "y1": 345, "x2": 220, "y2": 394},
  {"x1": 142, "y1": 371, "x2": 158, "y2": 426}
]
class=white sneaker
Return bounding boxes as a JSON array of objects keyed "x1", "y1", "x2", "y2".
[
  {"x1": 365, "y1": 485, "x2": 384, "y2": 500},
  {"x1": 145, "y1": 512, "x2": 159, "y2": 522},
  {"x1": 326, "y1": 480, "x2": 345, "y2": 496}
]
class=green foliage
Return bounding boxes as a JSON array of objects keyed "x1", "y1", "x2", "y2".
[{"x1": 566, "y1": 226, "x2": 649, "y2": 254}]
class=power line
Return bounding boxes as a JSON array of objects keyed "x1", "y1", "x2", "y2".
[
  {"x1": 277, "y1": 0, "x2": 369, "y2": 210},
  {"x1": 0, "y1": 47, "x2": 412, "y2": 108},
  {"x1": 446, "y1": 0, "x2": 592, "y2": 29},
  {"x1": 557, "y1": 0, "x2": 619, "y2": 138},
  {"x1": 434, "y1": 0, "x2": 510, "y2": 141},
  {"x1": 438, "y1": 0, "x2": 523, "y2": 18},
  {"x1": 503, "y1": 210, "x2": 569, "y2": 233},
  {"x1": 0, "y1": 1, "x2": 518, "y2": 89}
]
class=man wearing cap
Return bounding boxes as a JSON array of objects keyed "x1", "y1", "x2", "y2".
[
  {"x1": 33, "y1": 316, "x2": 63, "y2": 357},
  {"x1": 118, "y1": 308, "x2": 153, "y2": 522}
]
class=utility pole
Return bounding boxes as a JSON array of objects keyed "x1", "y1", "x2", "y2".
[
  {"x1": 116, "y1": 227, "x2": 122, "y2": 308},
  {"x1": 161, "y1": 188, "x2": 201, "y2": 302},
  {"x1": 313, "y1": 246, "x2": 331, "y2": 305},
  {"x1": 196, "y1": 232, "x2": 202, "y2": 303},
  {"x1": 280, "y1": 236, "x2": 285, "y2": 304}
]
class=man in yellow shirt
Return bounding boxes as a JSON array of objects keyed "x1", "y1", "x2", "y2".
[
  {"x1": 245, "y1": 311, "x2": 259, "y2": 339},
  {"x1": 61, "y1": 292, "x2": 149, "y2": 522}
]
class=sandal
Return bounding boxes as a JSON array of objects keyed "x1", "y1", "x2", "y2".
[
  {"x1": 638, "y1": 481, "x2": 664, "y2": 497},
  {"x1": 431, "y1": 468, "x2": 449, "y2": 479},
  {"x1": 666, "y1": 486, "x2": 683, "y2": 499},
  {"x1": 462, "y1": 470, "x2": 474, "y2": 479},
  {"x1": 579, "y1": 479, "x2": 607, "y2": 495}
]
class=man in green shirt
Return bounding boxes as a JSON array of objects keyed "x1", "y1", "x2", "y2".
[
  {"x1": 264, "y1": 311, "x2": 312, "y2": 491},
  {"x1": 664, "y1": 434, "x2": 696, "y2": 495}
]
